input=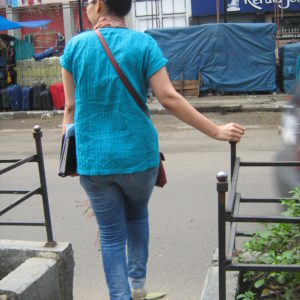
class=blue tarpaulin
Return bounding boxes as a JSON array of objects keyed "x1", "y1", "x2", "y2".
[
  {"x1": 0, "y1": 16, "x2": 50, "y2": 31},
  {"x1": 146, "y1": 23, "x2": 277, "y2": 93},
  {"x1": 14, "y1": 38, "x2": 34, "y2": 61},
  {"x1": 279, "y1": 42, "x2": 300, "y2": 94}
]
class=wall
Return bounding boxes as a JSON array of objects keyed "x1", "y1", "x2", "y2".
[
  {"x1": 132, "y1": 0, "x2": 191, "y2": 31},
  {"x1": 19, "y1": 5, "x2": 64, "y2": 53}
]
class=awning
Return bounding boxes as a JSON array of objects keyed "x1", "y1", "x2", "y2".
[{"x1": 0, "y1": 16, "x2": 51, "y2": 31}]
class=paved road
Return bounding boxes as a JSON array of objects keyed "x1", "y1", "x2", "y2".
[{"x1": 0, "y1": 112, "x2": 283, "y2": 299}]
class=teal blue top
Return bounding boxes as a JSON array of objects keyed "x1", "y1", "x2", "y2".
[{"x1": 60, "y1": 28, "x2": 167, "y2": 175}]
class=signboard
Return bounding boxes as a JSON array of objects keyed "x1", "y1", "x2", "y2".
[{"x1": 192, "y1": 0, "x2": 300, "y2": 16}]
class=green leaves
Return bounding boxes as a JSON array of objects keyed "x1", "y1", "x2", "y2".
[
  {"x1": 237, "y1": 291, "x2": 256, "y2": 300},
  {"x1": 254, "y1": 278, "x2": 265, "y2": 288},
  {"x1": 237, "y1": 187, "x2": 300, "y2": 300},
  {"x1": 281, "y1": 187, "x2": 300, "y2": 217}
]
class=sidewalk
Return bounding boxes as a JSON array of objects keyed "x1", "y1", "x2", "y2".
[
  {"x1": 0, "y1": 93, "x2": 288, "y2": 120},
  {"x1": 147, "y1": 93, "x2": 287, "y2": 114}
]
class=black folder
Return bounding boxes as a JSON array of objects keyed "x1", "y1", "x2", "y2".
[{"x1": 58, "y1": 124, "x2": 77, "y2": 177}]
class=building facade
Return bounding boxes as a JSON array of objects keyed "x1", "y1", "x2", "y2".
[
  {"x1": 190, "y1": 0, "x2": 300, "y2": 40},
  {"x1": 0, "y1": 0, "x2": 92, "y2": 51},
  {"x1": 129, "y1": 0, "x2": 191, "y2": 31},
  {"x1": 0, "y1": 0, "x2": 192, "y2": 51},
  {"x1": 0, "y1": 0, "x2": 299, "y2": 52}
]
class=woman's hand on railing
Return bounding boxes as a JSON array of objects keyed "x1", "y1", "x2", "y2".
[{"x1": 215, "y1": 123, "x2": 246, "y2": 142}]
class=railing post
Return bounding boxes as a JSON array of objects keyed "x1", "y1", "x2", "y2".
[
  {"x1": 33, "y1": 125, "x2": 56, "y2": 247},
  {"x1": 230, "y1": 142, "x2": 236, "y2": 182},
  {"x1": 217, "y1": 171, "x2": 228, "y2": 300}
]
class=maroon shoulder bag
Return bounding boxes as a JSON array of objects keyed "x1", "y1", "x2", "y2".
[{"x1": 95, "y1": 29, "x2": 167, "y2": 187}]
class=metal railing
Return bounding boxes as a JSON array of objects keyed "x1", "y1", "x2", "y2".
[
  {"x1": 217, "y1": 142, "x2": 300, "y2": 300},
  {"x1": 0, "y1": 125, "x2": 56, "y2": 247}
]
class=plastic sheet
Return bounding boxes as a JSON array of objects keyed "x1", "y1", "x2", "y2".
[
  {"x1": 146, "y1": 23, "x2": 277, "y2": 93},
  {"x1": 0, "y1": 16, "x2": 50, "y2": 30},
  {"x1": 279, "y1": 42, "x2": 300, "y2": 94},
  {"x1": 14, "y1": 38, "x2": 34, "y2": 61}
]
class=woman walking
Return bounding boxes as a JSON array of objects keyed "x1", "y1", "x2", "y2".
[{"x1": 60, "y1": 0, "x2": 245, "y2": 299}]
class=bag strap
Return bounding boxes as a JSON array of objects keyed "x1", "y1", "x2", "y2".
[{"x1": 94, "y1": 29, "x2": 150, "y2": 118}]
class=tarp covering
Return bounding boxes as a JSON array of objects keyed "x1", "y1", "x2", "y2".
[
  {"x1": 279, "y1": 42, "x2": 300, "y2": 94},
  {"x1": 15, "y1": 38, "x2": 34, "y2": 61},
  {"x1": 146, "y1": 23, "x2": 277, "y2": 93},
  {"x1": 0, "y1": 16, "x2": 51, "y2": 31}
]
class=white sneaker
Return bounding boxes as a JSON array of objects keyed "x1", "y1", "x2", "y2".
[
  {"x1": 227, "y1": 0, "x2": 240, "y2": 11},
  {"x1": 131, "y1": 287, "x2": 147, "y2": 300}
]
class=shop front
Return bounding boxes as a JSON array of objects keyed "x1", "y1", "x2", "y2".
[{"x1": 190, "y1": 0, "x2": 300, "y2": 40}]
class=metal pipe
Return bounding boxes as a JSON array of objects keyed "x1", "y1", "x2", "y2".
[
  {"x1": 0, "y1": 155, "x2": 36, "y2": 175},
  {"x1": 0, "y1": 190, "x2": 30, "y2": 194},
  {"x1": 227, "y1": 157, "x2": 240, "y2": 213},
  {"x1": 223, "y1": 0, "x2": 227, "y2": 23},
  {"x1": 240, "y1": 161, "x2": 300, "y2": 167},
  {"x1": 0, "y1": 222, "x2": 45, "y2": 226},
  {"x1": 216, "y1": 0, "x2": 220, "y2": 23},
  {"x1": 78, "y1": 0, "x2": 84, "y2": 32},
  {"x1": 156, "y1": 0, "x2": 159, "y2": 28},
  {"x1": 217, "y1": 171, "x2": 228, "y2": 300},
  {"x1": 229, "y1": 263, "x2": 300, "y2": 272},
  {"x1": 230, "y1": 142, "x2": 236, "y2": 180},
  {"x1": 240, "y1": 197, "x2": 288, "y2": 203},
  {"x1": 226, "y1": 193, "x2": 240, "y2": 261},
  {"x1": 0, "y1": 188, "x2": 40, "y2": 216},
  {"x1": 151, "y1": 0, "x2": 154, "y2": 29},
  {"x1": 33, "y1": 126, "x2": 56, "y2": 246},
  {"x1": 230, "y1": 215, "x2": 300, "y2": 224}
]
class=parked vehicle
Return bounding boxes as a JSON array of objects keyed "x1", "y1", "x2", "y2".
[{"x1": 275, "y1": 82, "x2": 300, "y2": 196}]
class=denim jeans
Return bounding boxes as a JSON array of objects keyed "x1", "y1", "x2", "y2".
[{"x1": 80, "y1": 167, "x2": 158, "y2": 300}]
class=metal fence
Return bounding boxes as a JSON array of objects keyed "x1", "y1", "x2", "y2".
[
  {"x1": 0, "y1": 125, "x2": 56, "y2": 247},
  {"x1": 216, "y1": 142, "x2": 300, "y2": 300}
]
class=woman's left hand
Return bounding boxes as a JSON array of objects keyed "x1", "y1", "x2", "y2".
[{"x1": 215, "y1": 123, "x2": 246, "y2": 142}]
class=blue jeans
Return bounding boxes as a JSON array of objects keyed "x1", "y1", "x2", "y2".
[{"x1": 80, "y1": 167, "x2": 158, "y2": 300}]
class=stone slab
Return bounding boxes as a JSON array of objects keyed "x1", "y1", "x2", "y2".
[
  {"x1": 0, "y1": 240, "x2": 74, "y2": 300},
  {"x1": 200, "y1": 248, "x2": 239, "y2": 300},
  {"x1": 0, "y1": 257, "x2": 61, "y2": 300}
]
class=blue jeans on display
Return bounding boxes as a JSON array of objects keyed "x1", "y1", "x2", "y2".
[{"x1": 80, "y1": 167, "x2": 158, "y2": 300}]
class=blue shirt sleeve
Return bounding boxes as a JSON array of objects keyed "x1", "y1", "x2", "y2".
[
  {"x1": 59, "y1": 38, "x2": 74, "y2": 73},
  {"x1": 144, "y1": 35, "x2": 168, "y2": 81}
]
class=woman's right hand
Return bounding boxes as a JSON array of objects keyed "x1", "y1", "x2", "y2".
[{"x1": 215, "y1": 123, "x2": 246, "y2": 142}]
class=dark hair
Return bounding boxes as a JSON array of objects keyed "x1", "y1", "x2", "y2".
[{"x1": 104, "y1": 0, "x2": 132, "y2": 17}]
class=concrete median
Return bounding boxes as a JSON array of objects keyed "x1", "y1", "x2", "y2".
[{"x1": 0, "y1": 240, "x2": 74, "y2": 300}]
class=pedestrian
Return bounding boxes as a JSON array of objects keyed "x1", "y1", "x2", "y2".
[{"x1": 60, "y1": 0, "x2": 245, "y2": 299}]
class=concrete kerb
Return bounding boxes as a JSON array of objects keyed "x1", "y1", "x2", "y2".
[
  {"x1": 0, "y1": 110, "x2": 64, "y2": 120},
  {"x1": 0, "y1": 94, "x2": 288, "y2": 120},
  {"x1": 0, "y1": 240, "x2": 74, "y2": 300},
  {"x1": 200, "y1": 249, "x2": 239, "y2": 300},
  {"x1": 0, "y1": 257, "x2": 60, "y2": 300}
]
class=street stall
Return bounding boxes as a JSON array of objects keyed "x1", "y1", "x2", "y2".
[
  {"x1": 0, "y1": 16, "x2": 65, "y2": 111},
  {"x1": 0, "y1": 15, "x2": 51, "y2": 85}
]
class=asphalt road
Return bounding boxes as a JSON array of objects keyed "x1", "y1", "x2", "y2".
[{"x1": 0, "y1": 111, "x2": 283, "y2": 300}]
